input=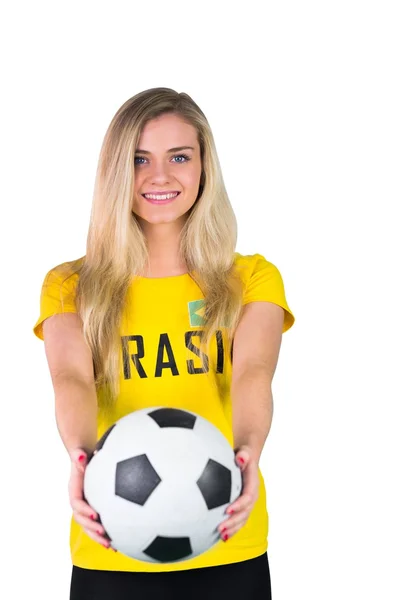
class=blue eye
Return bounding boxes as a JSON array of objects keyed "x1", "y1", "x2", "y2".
[
  {"x1": 134, "y1": 154, "x2": 191, "y2": 165},
  {"x1": 172, "y1": 154, "x2": 191, "y2": 163}
]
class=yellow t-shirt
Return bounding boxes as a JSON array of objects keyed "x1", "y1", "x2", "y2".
[{"x1": 33, "y1": 252, "x2": 295, "y2": 572}]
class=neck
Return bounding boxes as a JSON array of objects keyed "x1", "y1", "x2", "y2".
[{"x1": 139, "y1": 218, "x2": 188, "y2": 275}]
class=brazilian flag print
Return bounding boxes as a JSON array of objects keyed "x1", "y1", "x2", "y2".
[{"x1": 188, "y1": 300, "x2": 205, "y2": 327}]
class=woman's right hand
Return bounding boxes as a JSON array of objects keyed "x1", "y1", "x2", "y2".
[{"x1": 68, "y1": 448, "x2": 115, "y2": 550}]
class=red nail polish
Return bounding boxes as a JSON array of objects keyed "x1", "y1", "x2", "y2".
[
  {"x1": 227, "y1": 508, "x2": 234, "y2": 514},
  {"x1": 221, "y1": 527, "x2": 227, "y2": 533},
  {"x1": 238, "y1": 457, "x2": 245, "y2": 464},
  {"x1": 90, "y1": 514, "x2": 95, "y2": 520},
  {"x1": 223, "y1": 533, "x2": 229, "y2": 541},
  {"x1": 78, "y1": 454, "x2": 85, "y2": 462}
]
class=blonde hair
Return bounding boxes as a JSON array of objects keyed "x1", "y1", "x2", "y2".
[{"x1": 60, "y1": 88, "x2": 244, "y2": 417}]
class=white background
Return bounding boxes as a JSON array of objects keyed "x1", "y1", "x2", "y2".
[{"x1": 1, "y1": 1, "x2": 399, "y2": 598}]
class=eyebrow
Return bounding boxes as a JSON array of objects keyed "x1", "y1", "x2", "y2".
[{"x1": 135, "y1": 146, "x2": 195, "y2": 154}]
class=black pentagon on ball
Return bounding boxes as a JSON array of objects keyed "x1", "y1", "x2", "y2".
[
  {"x1": 148, "y1": 407, "x2": 196, "y2": 429},
  {"x1": 115, "y1": 454, "x2": 162, "y2": 505},
  {"x1": 144, "y1": 536, "x2": 192, "y2": 562},
  {"x1": 197, "y1": 458, "x2": 232, "y2": 509}
]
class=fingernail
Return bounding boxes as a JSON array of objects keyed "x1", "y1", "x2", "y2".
[
  {"x1": 220, "y1": 527, "x2": 227, "y2": 533},
  {"x1": 238, "y1": 457, "x2": 245, "y2": 464},
  {"x1": 227, "y1": 508, "x2": 234, "y2": 514},
  {"x1": 90, "y1": 514, "x2": 96, "y2": 520},
  {"x1": 78, "y1": 454, "x2": 85, "y2": 462},
  {"x1": 223, "y1": 533, "x2": 229, "y2": 541}
]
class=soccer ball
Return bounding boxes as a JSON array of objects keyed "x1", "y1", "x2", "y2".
[{"x1": 83, "y1": 407, "x2": 243, "y2": 563}]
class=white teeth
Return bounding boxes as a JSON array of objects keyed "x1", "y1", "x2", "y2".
[{"x1": 144, "y1": 192, "x2": 179, "y2": 200}]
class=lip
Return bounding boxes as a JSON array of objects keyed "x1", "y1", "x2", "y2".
[
  {"x1": 142, "y1": 191, "x2": 180, "y2": 205},
  {"x1": 143, "y1": 191, "x2": 180, "y2": 195}
]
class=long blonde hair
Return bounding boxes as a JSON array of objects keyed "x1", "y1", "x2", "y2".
[{"x1": 60, "y1": 88, "x2": 245, "y2": 417}]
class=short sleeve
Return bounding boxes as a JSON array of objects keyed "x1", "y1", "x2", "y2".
[
  {"x1": 242, "y1": 254, "x2": 295, "y2": 333},
  {"x1": 33, "y1": 266, "x2": 78, "y2": 341}
]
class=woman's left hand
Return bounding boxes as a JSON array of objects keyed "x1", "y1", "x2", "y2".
[{"x1": 217, "y1": 445, "x2": 260, "y2": 542}]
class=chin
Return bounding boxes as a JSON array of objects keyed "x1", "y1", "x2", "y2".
[{"x1": 132, "y1": 205, "x2": 195, "y2": 225}]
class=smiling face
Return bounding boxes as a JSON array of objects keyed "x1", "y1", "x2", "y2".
[{"x1": 132, "y1": 113, "x2": 202, "y2": 227}]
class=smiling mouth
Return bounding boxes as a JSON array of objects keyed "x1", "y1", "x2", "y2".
[
  {"x1": 142, "y1": 192, "x2": 180, "y2": 200},
  {"x1": 142, "y1": 192, "x2": 181, "y2": 204}
]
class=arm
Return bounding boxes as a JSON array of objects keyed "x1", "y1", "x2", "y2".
[
  {"x1": 53, "y1": 376, "x2": 98, "y2": 457},
  {"x1": 231, "y1": 367, "x2": 273, "y2": 464},
  {"x1": 231, "y1": 301, "x2": 284, "y2": 463},
  {"x1": 42, "y1": 311, "x2": 111, "y2": 548},
  {"x1": 43, "y1": 312, "x2": 98, "y2": 457},
  {"x1": 217, "y1": 301, "x2": 285, "y2": 541}
]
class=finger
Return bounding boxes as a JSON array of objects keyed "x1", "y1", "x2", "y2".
[
  {"x1": 234, "y1": 446, "x2": 252, "y2": 468},
  {"x1": 69, "y1": 449, "x2": 88, "y2": 473},
  {"x1": 68, "y1": 472, "x2": 84, "y2": 498},
  {"x1": 228, "y1": 468, "x2": 259, "y2": 513},
  {"x1": 72, "y1": 510, "x2": 117, "y2": 551},
  {"x1": 68, "y1": 470, "x2": 85, "y2": 505},
  {"x1": 82, "y1": 526, "x2": 110, "y2": 548},
  {"x1": 235, "y1": 453, "x2": 248, "y2": 469},
  {"x1": 72, "y1": 510, "x2": 108, "y2": 538},
  {"x1": 68, "y1": 469, "x2": 98, "y2": 518},
  {"x1": 221, "y1": 522, "x2": 243, "y2": 541},
  {"x1": 218, "y1": 508, "x2": 251, "y2": 534},
  {"x1": 70, "y1": 496, "x2": 99, "y2": 521},
  {"x1": 226, "y1": 491, "x2": 256, "y2": 515},
  {"x1": 77, "y1": 522, "x2": 111, "y2": 548}
]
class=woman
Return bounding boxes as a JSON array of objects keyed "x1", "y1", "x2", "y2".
[{"x1": 33, "y1": 87, "x2": 295, "y2": 599}]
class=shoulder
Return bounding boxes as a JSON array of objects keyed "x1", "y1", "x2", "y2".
[
  {"x1": 40, "y1": 256, "x2": 84, "y2": 301},
  {"x1": 33, "y1": 257, "x2": 84, "y2": 341},
  {"x1": 234, "y1": 251, "x2": 295, "y2": 332},
  {"x1": 233, "y1": 252, "x2": 279, "y2": 282},
  {"x1": 43, "y1": 257, "x2": 84, "y2": 284}
]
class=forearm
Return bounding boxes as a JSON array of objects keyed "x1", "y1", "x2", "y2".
[
  {"x1": 53, "y1": 376, "x2": 98, "y2": 457},
  {"x1": 231, "y1": 367, "x2": 273, "y2": 463}
]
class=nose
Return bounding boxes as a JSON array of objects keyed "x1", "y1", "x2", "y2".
[{"x1": 148, "y1": 159, "x2": 172, "y2": 185}]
